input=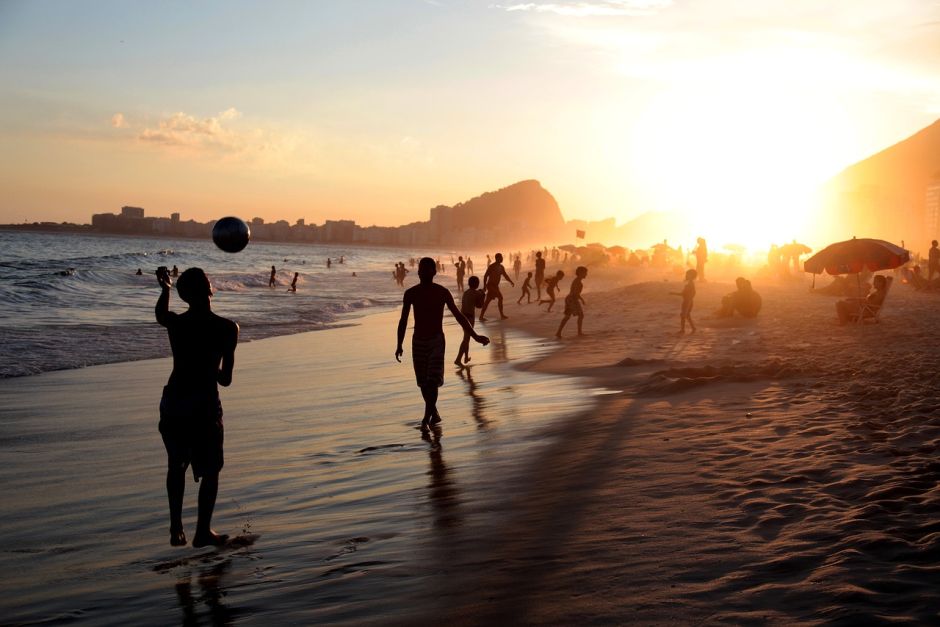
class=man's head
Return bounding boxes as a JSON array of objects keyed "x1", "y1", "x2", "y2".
[
  {"x1": 458, "y1": 256, "x2": 463, "y2": 261},
  {"x1": 468, "y1": 275, "x2": 480, "y2": 289},
  {"x1": 418, "y1": 257, "x2": 437, "y2": 281},
  {"x1": 536, "y1": 251, "x2": 542, "y2": 258},
  {"x1": 495, "y1": 253, "x2": 503, "y2": 263},
  {"x1": 576, "y1": 266, "x2": 588, "y2": 278},
  {"x1": 527, "y1": 272, "x2": 532, "y2": 278},
  {"x1": 874, "y1": 274, "x2": 887, "y2": 290},
  {"x1": 932, "y1": 240, "x2": 938, "y2": 247},
  {"x1": 736, "y1": 276, "x2": 747, "y2": 290},
  {"x1": 177, "y1": 268, "x2": 212, "y2": 305}
]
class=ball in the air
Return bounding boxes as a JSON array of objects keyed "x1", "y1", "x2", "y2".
[{"x1": 212, "y1": 217, "x2": 251, "y2": 253}]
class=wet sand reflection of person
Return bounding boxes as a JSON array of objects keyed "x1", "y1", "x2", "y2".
[
  {"x1": 173, "y1": 559, "x2": 236, "y2": 625},
  {"x1": 456, "y1": 367, "x2": 490, "y2": 430},
  {"x1": 421, "y1": 427, "x2": 461, "y2": 531}
]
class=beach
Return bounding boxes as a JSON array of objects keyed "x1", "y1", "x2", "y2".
[{"x1": 4, "y1": 267, "x2": 940, "y2": 624}]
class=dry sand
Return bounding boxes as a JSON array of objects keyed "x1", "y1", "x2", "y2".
[
  {"x1": 415, "y1": 268, "x2": 940, "y2": 624},
  {"x1": 3, "y1": 267, "x2": 940, "y2": 624}
]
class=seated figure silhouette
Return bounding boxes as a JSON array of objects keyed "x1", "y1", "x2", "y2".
[
  {"x1": 156, "y1": 267, "x2": 239, "y2": 548},
  {"x1": 716, "y1": 277, "x2": 762, "y2": 318}
]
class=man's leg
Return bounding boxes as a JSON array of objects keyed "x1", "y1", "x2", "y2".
[
  {"x1": 479, "y1": 293, "x2": 493, "y2": 320},
  {"x1": 193, "y1": 474, "x2": 228, "y2": 547},
  {"x1": 421, "y1": 384, "x2": 440, "y2": 424},
  {"x1": 576, "y1": 313, "x2": 584, "y2": 335},
  {"x1": 498, "y1": 295, "x2": 508, "y2": 318},
  {"x1": 556, "y1": 314, "x2": 570, "y2": 338},
  {"x1": 167, "y1": 466, "x2": 186, "y2": 546}
]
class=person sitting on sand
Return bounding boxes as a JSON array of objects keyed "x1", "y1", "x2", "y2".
[
  {"x1": 671, "y1": 268, "x2": 697, "y2": 334},
  {"x1": 455, "y1": 275, "x2": 485, "y2": 366},
  {"x1": 155, "y1": 266, "x2": 239, "y2": 548},
  {"x1": 396, "y1": 257, "x2": 489, "y2": 428},
  {"x1": 836, "y1": 274, "x2": 888, "y2": 325},
  {"x1": 269, "y1": 265, "x2": 277, "y2": 287},
  {"x1": 288, "y1": 272, "x2": 299, "y2": 292},
  {"x1": 517, "y1": 272, "x2": 533, "y2": 304},
  {"x1": 716, "y1": 277, "x2": 762, "y2": 318},
  {"x1": 540, "y1": 270, "x2": 565, "y2": 312},
  {"x1": 556, "y1": 266, "x2": 587, "y2": 338},
  {"x1": 479, "y1": 253, "x2": 515, "y2": 321}
]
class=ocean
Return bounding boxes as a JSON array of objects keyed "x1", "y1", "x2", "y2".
[{"x1": 0, "y1": 230, "x2": 468, "y2": 378}]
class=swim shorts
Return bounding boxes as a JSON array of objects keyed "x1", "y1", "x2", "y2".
[
  {"x1": 564, "y1": 295, "x2": 583, "y2": 316},
  {"x1": 159, "y1": 386, "x2": 224, "y2": 481},
  {"x1": 412, "y1": 333, "x2": 445, "y2": 388}
]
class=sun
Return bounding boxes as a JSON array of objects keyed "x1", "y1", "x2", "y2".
[{"x1": 627, "y1": 68, "x2": 856, "y2": 251}]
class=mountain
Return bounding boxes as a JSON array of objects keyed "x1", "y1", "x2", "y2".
[{"x1": 824, "y1": 118, "x2": 940, "y2": 249}]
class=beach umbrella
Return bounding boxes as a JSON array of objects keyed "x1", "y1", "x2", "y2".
[
  {"x1": 607, "y1": 245, "x2": 627, "y2": 255},
  {"x1": 803, "y1": 238, "x2": 909, "y2": 275},
  {"x1": 558, "y1": 244, "x2": 578, "y2": 253}
]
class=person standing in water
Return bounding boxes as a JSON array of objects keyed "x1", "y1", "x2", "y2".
[
  {"x1": 396, "y1": 258, "x2": 489, "y2": 428},
  {"x1": 155, "y1": 267, "x2": 238, "y2": 548},
  {"x1": 455, "y1": 256, "x2": 466, "y2": 293},
  {"x1": 479, "y1": 253, "x2": 515, "y2": 321},
  {"x1": 288, "y1": 272, "x2": 299, "y2": 292},
  {"x1": 269, "y1": 265, "x2": 277, "y2": 287}
]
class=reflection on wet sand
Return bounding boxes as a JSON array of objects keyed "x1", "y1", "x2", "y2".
[
  {"x1": 174, "y1": 559, "x2": 237, "y2": 626},
  {"x1": 423, "y1": 426, "x2": 461, "y2": 532},
  {"x1": 457, "y1": 367, "x2": 491, "y2": 430}
]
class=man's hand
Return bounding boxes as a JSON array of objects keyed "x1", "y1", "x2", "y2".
[
  {"x1": 395, "y1": 346, "x2": 403, "y2": 362},
  {"x1": 156, "y1": 267, "x2": 172, "y2": 290},
  {"x1": 475, "y1": 335, "x2": 490, "y2": 346}
]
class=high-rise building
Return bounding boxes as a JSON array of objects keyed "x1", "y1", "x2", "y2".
[{"x1": 927, "y1": 176, "x2": 940, "y2": 241}]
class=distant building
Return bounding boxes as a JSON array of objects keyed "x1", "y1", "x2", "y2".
[
  {"x1": 324, "y1": 219, "x2": 355, "y2": 243},
  {"x1": 121, "y1": 206, "x2": 145, "y2": 219}
]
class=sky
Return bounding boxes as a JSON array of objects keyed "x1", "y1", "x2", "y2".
[{"x1": 1, "y1": 0, "x2": 939, "y2": 243}]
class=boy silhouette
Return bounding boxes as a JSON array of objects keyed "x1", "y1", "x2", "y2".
[
  {"x1": 456, "y1": 275, "x2": 485, "y2": 366},
  {"x1": 479, "y1": 252, "x2": 515, "y2": 321},
  {"x1": 396, "y1": 258, "x2": 489, "y2": 427},
  {"x1": 556, "y1": 266, "x2": 587, "y2": 338},
  {"x1": 156, "y1": 267, "x2": 238, "y2": 548},
  {"x1": 517, "y1": 272, "x2": 533, "y2": 304}
]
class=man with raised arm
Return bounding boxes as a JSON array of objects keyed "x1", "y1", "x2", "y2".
[
  {"x1": 396, "y1": 257, "x2": 489, "y2": 428},
  {"x1": 155, "y1": 266, "x2": 239, "y2": 548}
]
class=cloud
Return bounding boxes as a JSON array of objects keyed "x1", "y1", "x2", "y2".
[
  {"x1": 493, "y1": 0, "x2": 671, "y2": 17},
  {"x1": 137, "y1": 108, "x2": 250, "y2": 152},
  {"x1": 110, "y1": 112, "x2": 128, "y2": 128}
]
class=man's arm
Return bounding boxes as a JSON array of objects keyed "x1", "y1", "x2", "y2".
[
  {"x1": 501, "y1": 268, "x2": 514, "y2": 286},
  {"x1": 445, "y1": 292, "x2": 490, "y2": 346},
  {"x1": 395, "y1": 293, "x2": 412, "y2": 362},
  {"x1": 155, "y1": 268, "x2": 172, "y2": 326},
  {"x1": 218, "y1": 321, "x2": 239, "y2": 386}
]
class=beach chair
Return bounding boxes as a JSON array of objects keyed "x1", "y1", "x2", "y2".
[{"x1": 853, "y1": 276, "x2": 893, "y2": 324}]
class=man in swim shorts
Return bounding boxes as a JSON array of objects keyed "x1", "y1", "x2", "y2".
[
  {"x1": 156, "y1": 266, "x2": 239, "y2": 548},
  {"x1": 479, "y1": 252, "x2": 515, "y2": 321},
  {"x1": 396, "y1": 257, "x2": 489, "y2": 428}
]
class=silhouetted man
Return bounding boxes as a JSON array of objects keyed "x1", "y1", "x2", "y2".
[
  {"x1": 269, "y1": 265, "x2": 276, "y2": 287},
  {"x1": 929, "y1": 240, "x2": 939, "y2": 285},
  {"x1": 534, "y1": 251, "x2": 546, "y2": 300},
  {"x1": 396, "y1": 257, "x2": 489, "y2": 428},
  {"x1": 156, "y1": 267, "x2": 239, "y2": 548},
  {"x1": 479, "y1": 252, "x2": 515, "y2": 321}
]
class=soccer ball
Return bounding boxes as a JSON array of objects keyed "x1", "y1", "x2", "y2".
[{"x1": 212, "y1": 217, "x2": 251, "y2": 253}]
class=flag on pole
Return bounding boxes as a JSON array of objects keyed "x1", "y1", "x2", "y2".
[{"x1": 575, "y1": 229, "x2": 585, "y2": 239}]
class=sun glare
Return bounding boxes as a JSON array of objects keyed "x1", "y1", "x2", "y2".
[{"x1": 629, "y1": 63, "x2": 857, "y2": 251}]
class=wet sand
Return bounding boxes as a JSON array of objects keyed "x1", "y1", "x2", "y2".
[
  {"x1": 4, "y1": 272, "x2": 940, "y2": 624},
  {"x1": 421, "y1": 272, "x2": 940, "y2": 623}
]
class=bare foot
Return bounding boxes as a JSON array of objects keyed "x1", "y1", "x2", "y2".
[
  {"x1": 170, "y1": 528, "x2": 187, "y2": 547},
  {"x1": 479, "y1": 317, "x2": 487, "y2": 322},
  {"x1": 454, "y1": 358, "x2": 463, "y2": 366},
  {"x1": 464, "y1": 355, "x2": 471, "y2": 364},
  {"x1": 500, "y1": 315, "x2": 509, "y2": 320},
  {"x1": 428, "y1": 414, "x2": 442, "y2": 425},
  {"x1": 555, "y1": 333, "x2": 562, "y2": 339},
  {"x1": 192, "y1": 530, "x2": 229, "y2": 548}
]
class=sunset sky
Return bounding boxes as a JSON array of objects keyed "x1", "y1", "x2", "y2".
[{"x1": 1, "y1": 0, "x2": 939, "y2": 242}]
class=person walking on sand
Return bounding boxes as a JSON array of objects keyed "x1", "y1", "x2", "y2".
[
  {"x1": 456, "y1": 256, "x2": 466, "y2": 293},
  {"x1": 269, "y1": 265, "x2": 277, "y2": 287},
  {"x1": 288, "y1": 272, "x2": 299, "y2": 292},
  {"x1": 694, "y1": 237, "x2": 708, "y2": 282},
  {"x1": 396, "y1": 258, "x2": 489, "y2": 428},
  {"x1": 479, "y1": 253, "x2": 515, "y2": 321},
  {"x1": 556, "y1": 266, "x2": 587, "y2": 338},
  {"x1": 540, "y1": 270, "x2": 565, "y2": 312},
  {"x1": 455, "y1": 275, "x2": 485, "y2": 366},
  {"x1": 155, "y1": 266, "x2": 238, "y2": 548},
  {"x1": 928, "y1": 240, "x2": 940, "y2": 286},
  {"x1": 534, "y1": 251, "x2": 546, "y2": 300},
  {"x1": 517, "y1": 271, "x2": 533, "y2": 304},
  {"x1": 671, "y1": 268, "x2": 697, "y2": 334}
]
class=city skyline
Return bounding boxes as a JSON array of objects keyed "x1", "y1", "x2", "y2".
[{"x1": 2, "y1": 1, "x2": 940, "y2": 247}]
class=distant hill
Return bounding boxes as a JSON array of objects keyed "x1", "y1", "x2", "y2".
[
  {"x1": 449, "y1": 179, "x2": 565, "y2": 232},
  {"x1": 824, "y1": 118, "x2": 940, "y2": 248}
]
